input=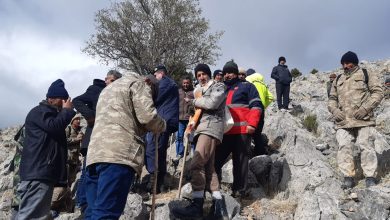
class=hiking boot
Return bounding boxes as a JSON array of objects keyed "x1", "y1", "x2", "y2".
[
  {"x1": 206, "y1": 198, "x2": 228, "y2": 220},
  {"x1": 171, "y1": 198, "x2": 204, "y2": 219},
  {"x1": 365, "y1": 177, "x2": 377, "y2": 188},
  {"x1": 341, "y1": 177, "x2": 355, "y2": 189}
]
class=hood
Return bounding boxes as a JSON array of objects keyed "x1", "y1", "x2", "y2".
[
  {"x1": 246, "y1": 72, "x2": 265, "y2": 83},
  {"x1": 93, "y1": 79, "x2": 106, "y2": 88}
]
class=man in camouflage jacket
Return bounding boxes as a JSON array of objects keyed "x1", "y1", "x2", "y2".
[
  {"x1": 328, "y1": 51, "x2": 383, "y2": 189},
  {"x1": 85, "y1": 73, "x2": 166, "y2": 219}
]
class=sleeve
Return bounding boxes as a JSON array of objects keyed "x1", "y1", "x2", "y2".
[
  {"x1": 271, "y1": 67, "x2": 279, "y2": 81},
  {"x1": 361, "y1": 71, "x2": 384, "y2": 112},
  {"x1": 131, "y1": 81, "x2": 166, "y2": 133},
  {"x1": 328, "y1": 79, "x2": 339, "y2": 114},
  {"x1": 38, "y1": 108, "x2": 76, "y2": 136},
  {"x1": 194, "y1": 83, "x2": 226, "y2": 110},
  {"x1": 73, "y1": 88, "x2": 95, "y2": 120},
  {"x1": 247, "y1": 84, "x2": 262, "y2": 128},
  {"x1": 155, "y1": 78, "x2": 177, "y2": 107}
]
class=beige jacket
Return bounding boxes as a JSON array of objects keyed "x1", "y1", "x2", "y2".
[
  {"x1": 328, "y1": 67, "x2": 383, "y2": 129},
  {"x1": 86, "y1": 74, "x2": 166, "y2": 174}
]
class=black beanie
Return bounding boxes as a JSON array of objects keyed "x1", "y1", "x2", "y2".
[
  {"x1": 46, "y1": 79, "x2": 69, "y2": 99},
  {"x1": 246, "y1": 68, "x2": 256, "y2": 76},
  {"x1": 340, "y1": 51, "x2": 359, "y2": 64},
  {"x1": 278, "y1": 56, "x2": 286, "y2": 63},
  {"x1": 213, "y1": 69, "x2": 223, "y2": 78},
  {"x1": 222, "y1": 60, "x2": 239, "y2": 74},
  {"x1": 194, "y1": 64, "x2": 211, "y2": 78}
]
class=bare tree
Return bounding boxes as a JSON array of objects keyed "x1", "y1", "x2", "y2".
[{"x1": 84, "y1": 0, "x2": 223, "y2": 78}]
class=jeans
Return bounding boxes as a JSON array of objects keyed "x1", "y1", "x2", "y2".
[
  {"x1": 76, "y1": 157, "x2": 87, "y2": 209},
  {"x1": 275, "y1": 83, "x2": 290, "y2": 109},
  {"x1": 176, "y1": 120, "x2": 189, "y2": 157},
  {"x1": 85, "y1": 163, "x2": 135, "y2": 220}
]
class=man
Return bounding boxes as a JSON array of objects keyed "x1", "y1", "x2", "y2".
[
  {"x1": 328, "y1": 51, "x2": 383, "y2": 189},
  {"x1": 271, "y1": 56, "x2": 292, "y2": 111},
  {"x1": 84, "y1": 73, "x2": 166, "y2": 219},
  {"x1": 238, "y1": 67, "x2": 247, "y2": 81},
  {"x1": 172, "y1": 64, "x2": 227, "y2": 219},
  {"x1": 18, "y1": 79, "x2": 75, "y2": 219},
  {"x1": 384, "y1": 78, "x2": 390, "y2": 99},
  {"x1": 246, "y1": 69, "x2": 274, "y2": 155},
  {"x1": 327, "y1": 73, "x2": 337, "y2": 98},
  {"x1": 145, "y1": 65, "x2": 179, "y2": 192},
  {"x1": 176, "y1": 76, "x2": 194, "y2": 160},
  {"x1": 51, "y1": 114, "x2": 84, "y2": 216},
  {"x1": 215, "y1": 60, "x2": 263, "y2": 198},
  {"x1": 213, "y1": 69, "x2": 224, "y2": 82},
  {"x1": 73, "y1": 70, "x2": 122, "y2": 212}
]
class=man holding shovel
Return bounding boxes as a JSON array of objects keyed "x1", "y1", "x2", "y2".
[{"x1": 172, "y1": 64, "x2": 227, "y2": 219}]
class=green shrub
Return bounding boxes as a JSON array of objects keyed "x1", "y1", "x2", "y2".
[
  {"x1": 303, "y1": 114, "x2": 318, "y2": 134},
  {"x1": 302, "y1": 77, "x2": 307, "y2": 81},
  {"x1": 310, "y1": 68, "x2": 318, "y2": 74},
  {"x1": 291, "y1": 68, "x2": 302, "y2": 78}
]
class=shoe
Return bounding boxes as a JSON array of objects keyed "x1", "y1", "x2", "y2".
[
  {"x1": 280, "y1": 109, "x2": 287, "y2": 113},
  {"x1": 171, "y1": 198, "x2": 204, "y2": 219},
  {"x1": 365, "y1": 177, "x2": 377, "y2": 188},
  {"x1": 341, "y1": 177, "x2": 355, "y2": 189},
  {"x1": 206, "y1": 198, "x2": 228, "y2": 220}
]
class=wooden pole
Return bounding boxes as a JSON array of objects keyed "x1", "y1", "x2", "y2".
[{"x1": 150, "y1": 133, "x2": 159, "y2": 220}]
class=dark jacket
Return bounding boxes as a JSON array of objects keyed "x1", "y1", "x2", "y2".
[
  {"x1": 73, "y1": 79, "x2": 105, "y2": 154},
  {"x1": 224, "y1": 78, "x2": 263, "y2": 134},
  {"x1": 271, "y1": 64, "x2": 292, "y2": 85},
  {"x1": 155, "y1": 76, "x2": 179, "y2": 133},
  {"x1": 20, "y1": 100, "x2": 75, "y2": 186},
  {"x1": 178, "y1": 88, "x2": 194, "y2": 120}
]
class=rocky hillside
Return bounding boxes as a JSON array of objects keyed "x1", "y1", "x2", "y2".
[{"x1": 0, "y1": 59, "x2": 389, "y2": 219}]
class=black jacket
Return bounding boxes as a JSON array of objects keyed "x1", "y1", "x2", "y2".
[
  {"x1": 20, "y1": 101, "x2": 75, "y2": 186},
  {"x1": 73, "y1": 79, "x2": 105, "y2": 153},
  {"x1": 271, "y1": 64, "x2": 292, "y2": 85}
]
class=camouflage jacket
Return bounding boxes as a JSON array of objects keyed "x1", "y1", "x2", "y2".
[
  {"x1": 65, "y1": 125, "x2": 82, "y2": 165},
  {"x1": 328, "y1": 67, "x2": 383, "y2": 129},
  {"x1": 86, "y1": 74, "x2": 166, "y2": 174}
]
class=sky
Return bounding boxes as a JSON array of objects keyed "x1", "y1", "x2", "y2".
[{"x1": 0, "y1": 0, "x2": 389, "y2": 128}]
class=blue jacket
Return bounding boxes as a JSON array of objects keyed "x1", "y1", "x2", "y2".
[
  {"x1": 271, "y1": 64, "x2": 292, "y2": 85},
  {"x1": 73, "y1": 79, "x2": 106, "y2": 153},
  {"x1": 20, "y1": 100, "x2": 75, "y2": 186},
  {"x1": 155, "y1": 76, "x2": 179, "y2": 133}
]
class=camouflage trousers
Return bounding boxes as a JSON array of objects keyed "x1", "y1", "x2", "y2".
[
  {"x1": 190, "y1": 134, "x2": 220, "y2": 192},
  {"x1": 336, "y1": 126, "x2": 377, "y2": 178},
  {"x1": 51, "y1": 163, "x2": 79, "y2": 212}
]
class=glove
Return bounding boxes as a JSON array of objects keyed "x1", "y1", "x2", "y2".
[
  {"x1": 354, "y1": 107, "x2": 368, "y2": 120},
  {"x1": 333, "y1": 109, "x2": 345, "y2": 122}
]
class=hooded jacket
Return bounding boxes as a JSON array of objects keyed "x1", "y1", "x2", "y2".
[
  {"x1": 20, "y1": 100, "x2": 75, "y2": 186},
  {"x1": 246, "y1": 73, "x2": 274, "y2": 108},
  {"x1": 86, "y1": 74, "x2": 166, "y2": 174},
  {"x1": 73, "y1": 79, "x2": 106, "y2": 153},
  {"x1": 328, "y1": 67, "x2": 383, "y2": 129}
]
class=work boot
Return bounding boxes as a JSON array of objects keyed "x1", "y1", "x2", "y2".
[
  {"x1": 171, "y1": 198, "x2": 204, "y2": 219},
  {"x1": 206, "y1": 198, "x2": 228, "y2": 220},
  {"x1": 365, "y1": 177, "x2": 377, "y2": 188},
  {"x1": 341, "y1": 177, "x2": 355, "y2": 189}
]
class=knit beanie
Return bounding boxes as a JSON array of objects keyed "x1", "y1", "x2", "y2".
[
  {"x1": 329, "y1": 73, "x2": 337, "y2": 78},
  {"x1": 46, "y1": 79, "x2": 69, "y2": 99},
  {"x1": 340, "y1": 51, "x2": 359, "y2": 64},
  {"x1": 213, "y1": 69, "x2": 223, "y2": 78},
  {"x1": 246, "y1": 68, "x2": 256, "y2": 76},
  {"x1": 194, "y1": 64, "x2": 211, "y2": 78},
  {"x1": 278, "y1": 56, "x2": 286, "y2": 63},
  {"x1": 222, "y1": 60, "x2": 239, "y2": 74}
]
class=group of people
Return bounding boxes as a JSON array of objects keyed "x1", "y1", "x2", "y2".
[{"x1": 14, "y1": 50, "x2": 387, "y2": 219}]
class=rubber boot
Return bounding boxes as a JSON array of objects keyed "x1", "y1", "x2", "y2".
[
  {"x1": 341, "y1": 177, "x2": 355, "y2": 189},
  {"x1": 171, "y1": 198, "x2": 204, "y2": 219},
  {"x1": 206, "y1": 198, "x2": 228, "y2": 220}
]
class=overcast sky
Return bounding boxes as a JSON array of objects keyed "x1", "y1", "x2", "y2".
[{"x1": 0, "y1": 0, "x2": 389, "y2": 128}]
